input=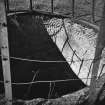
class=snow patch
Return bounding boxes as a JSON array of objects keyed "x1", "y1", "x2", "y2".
[{"x1": 44, "y1": 18, "x2": 105, "y2": 86}]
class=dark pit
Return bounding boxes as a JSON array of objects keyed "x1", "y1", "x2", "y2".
[{"x1": 0, "y1": 12, "x2": 86, "y2": 100}]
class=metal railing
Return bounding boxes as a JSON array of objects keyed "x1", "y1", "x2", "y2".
[{"x1": 5, "y1": 0, "x2": 101, "y2": 23}]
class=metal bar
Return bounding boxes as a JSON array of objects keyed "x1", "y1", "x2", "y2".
[
  {"x1": 7, "y1": 9, "x2": 71, "y2": 18},
  {"x1": 0, "y1": 0, "x2": 12, "y2": 105},
  {"x1": 51, "y1": 0, "x2": 54, "y2": 13},
  {"x1": 75, "y1": 13, "x2": 91, "y2": 19},
  {"x1": 30, "y1": 0, "x2": 33, "y2": 11},
  {"x1": 92, "y1": 0, "x2": 95, "y2": 22},
  {"x1": 5, "y1": 0, "x2": 10, "y2": 12},
  {"x1": 72, "y1": 0, "x2": 75, "y2": 18}
]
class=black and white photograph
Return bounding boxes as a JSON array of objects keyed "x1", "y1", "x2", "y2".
[{"x1": 0, "y1": 0, "x2": 105, "y2": 105}]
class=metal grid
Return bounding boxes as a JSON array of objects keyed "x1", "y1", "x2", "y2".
[{"x1": 5, "y1": 0, "x2": 103, "y2": 24}]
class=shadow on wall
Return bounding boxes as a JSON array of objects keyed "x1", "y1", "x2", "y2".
[{"x1": 0, "y1": 13, "x2": 86, "y2": 100}]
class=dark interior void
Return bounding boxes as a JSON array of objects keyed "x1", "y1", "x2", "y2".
[{"x1": 0, "y1": 13, "x2": 86, "y2": 100}]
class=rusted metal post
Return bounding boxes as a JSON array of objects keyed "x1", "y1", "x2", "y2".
[{"x1": 0, "y1": 0, "x2": 12, "y2": 105}]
